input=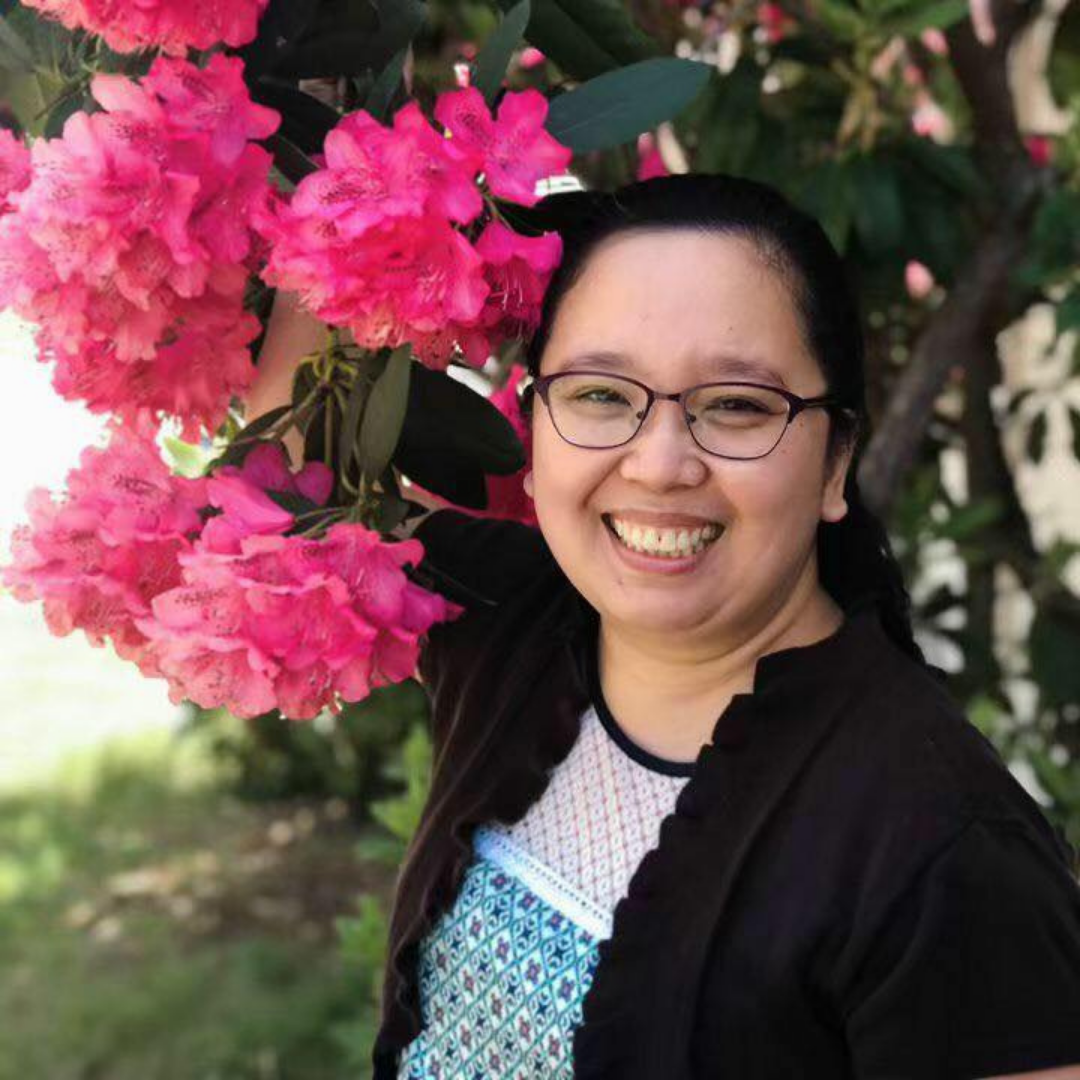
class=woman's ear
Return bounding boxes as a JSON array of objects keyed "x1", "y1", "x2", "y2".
[
  {"x1": 523, "y1": 470, "x2": 534, "y2": 499},
  {"x1": 821, "y1": 441, "x2": 854, "y2": 524}
]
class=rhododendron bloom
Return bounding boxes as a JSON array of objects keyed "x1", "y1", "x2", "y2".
[
  {"x1": 0, "y1": 419, "x2": 208, "y2": 676},
  {"x1": 259, "y1": 90, "x2": 567, "y2": 368},
  {"x1": 0, "y1": 130, "x2": 30, "y2": 213},
  {"x1": 905, "y1": 260, "x2": 935, "y2": 300},
  {"x1": 144, "y1": 518, "x2": 462, "y2": 720},
  {"x1": 0, "y1": 55, "x2": 279, "y2": 436},
  {"x1": 434, "y1": 87, "x2": 572, "y2": 206},
  {"x1": 475, "y1": 222, "x2": 561, "y2": 337},
  {"x1": 636, "y1": 132, "x2": 669, "y2": 181},
  {"x1": 22, "y1": 0, "x2": 270, "y2": 56}
]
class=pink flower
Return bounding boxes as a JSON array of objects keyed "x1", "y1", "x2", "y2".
[
  {"x1": 22, "y1": 0, "x2": 270, "y2": 55},
  {"x1": 259, "y1": 91, "x2": 568, "y2": 369},
  {"x1": 142, "y1": 519, "x2": 462, "y2": 720},
  {"x1": 636, "y1": 132, "x2": 669, "y2": 181},
  {"x1": 0, "y1": 55, "x2": 279, "y2": 437},
  {"x1": 475, "y1": 221, "x2": 561, "y2": 337},
  {"x1": 434, "y1": 87, "x2": 572, "y2": 207},
  {"x1": 0, "y1": 130, "x2": 30, "y2": 213},
  {"x1": 756, "y1": 3, "x2": 793, "y2": 43},
  {"x1": 919, "y1": 28, "x2": 948, "y2": 56},
  {"x1": 904, "y1": 260, "x2": 935, "y2": 300},
  {"x1": 518, "y1": 47, "x2": 546, "y2": 70},
  {"x1": 1024, "y1": 136, "x2": 1052, "y2": 167},
  {"x1": 0, "y1": 418, "x2": 209, "y2": 677}
]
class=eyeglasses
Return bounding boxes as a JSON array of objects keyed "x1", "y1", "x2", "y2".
[{"x1": 523, "y1": 370, "x2": 850, "y2": 461}]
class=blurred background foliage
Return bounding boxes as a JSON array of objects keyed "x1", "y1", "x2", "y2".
[{"x1": 2, "y1": 0, "x2": 1080, "y2": 1074}]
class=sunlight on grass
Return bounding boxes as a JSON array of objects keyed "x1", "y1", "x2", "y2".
[{"x1": 0, "y1": 726, "x2": 387, "y2": 1080}]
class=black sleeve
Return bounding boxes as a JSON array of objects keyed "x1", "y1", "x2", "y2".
[
  {"x1": 842, "y1": 815, "x2": 1080, "y2": 1079},
  {"x1": 410, "y1": 509, "x2": 550, "y2": 610}
]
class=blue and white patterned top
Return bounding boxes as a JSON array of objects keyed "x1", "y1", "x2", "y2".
[{"x1": 396, "y1": 703, "x2": 694, "y2": 1079}]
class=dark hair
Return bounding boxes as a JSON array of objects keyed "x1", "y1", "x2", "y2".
[{"x1": 517, "y1": 172, "x2": 926, "y2": 664}]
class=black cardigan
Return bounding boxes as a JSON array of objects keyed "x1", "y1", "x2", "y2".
[{"x1": 373, "y1": 510, "x2": 1080, "y2": 1079}]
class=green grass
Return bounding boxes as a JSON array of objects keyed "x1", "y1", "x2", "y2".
[{"x1": 0, "y1": 728, "x2": 394, "y2": 1080}]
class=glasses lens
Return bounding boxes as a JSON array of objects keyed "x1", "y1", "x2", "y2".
[
  {"x1": 686, "y1": 384, "x2": 789, "y2": 458},
  {"x1": 547, "y1": 373, "x2": 649, "y2": 448}
]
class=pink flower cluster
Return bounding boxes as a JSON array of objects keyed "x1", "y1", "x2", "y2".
[
  {"x1": 259, "y1": 87, "x2": 569, "y2": 370},
  {"x1": 0, "y1": 55, "x2": 280, "y2": 438},
  {"x1": 141, "y1": 443, "x2": 461, "y2": 719},
  {"x1": 0, "y1": 130, "x2": 30, "y2": 214},
  {"x1": 3, "y1": 434, "x2": 462, "y2": 720},
  {"x1": 1, "y1": 418, "x2": 208, "y2": 677},
  {"x1": 22, "y1": 0, "x2": 269, "y2": 55}
]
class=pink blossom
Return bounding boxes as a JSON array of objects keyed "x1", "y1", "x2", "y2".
[
  {"x1": 919, "y1": 28, "x2": 948, "y2": 56},
  {"x1": 904, "y1": 260, "x2": 935, "y2": 300},
  {"x1": 518, "y1": 47, "x2": 546, "y2": 70},
  {"x1": 143, "y1": 520, "x2": 462, "y2": 720},
  {"x1": 0, "y1": 130, "x2": 30, "y2": 213},
  {"x1": 475, "y1": 221, "x2": 561, "y2": 338},
  {"x1": 1024, "y1": 136, "x2": 1052, "y2": 167},
  {"x1": 259, "y1": 91, "x2": 567, "y2": 368},
  {"x1": 0, "y1": 55, "x2": 279, "y2": 436},
  {"x1": 0, "y1": 419, "x2": 208, "y2": 676},
  {"x1": 636, "y1": 132, "x2": 669, "y2": 181},
  {"x1": 434, "y1": 87, "x2": 572, "y2": 207},
  {"x1": 756, "y1": 3, "x2": 793, "y2": 43},
  {"x1": 22, "y1": 0, "x2": 270, "y2": 55}
]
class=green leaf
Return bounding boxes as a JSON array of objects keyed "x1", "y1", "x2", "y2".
[
  {"x1": 811, "y1": 0, "x2": 867, "y2": 41},
  {"x1": 931, "y1": 495, "x2": 1005, "y2": 542},
  {"x1": 236, "y1": 0, "x2": 322, "y2": 76},
  {"x1": 356, "y1": 346, "x2": 411, "y2": 483},
  {"x1": 880, "y1": 0, "x2": 968, "y2": 35},
  {"x1": 250, "y1": 79, "x2": 342, "y2": 155},
  {"x1": 0, "y1": 13, "x2": 34, "y2": 72},
  {"x1": 848, "y1": 155, "x2": 905, "y2": 256},
  {"x1": 163, "y1": 436, "x2": 210, "y2": 479},
  {"x1": 474, "y1": 0, "x2": 530, "y2": 104},
  {"x1": 338, "y1": 368, "x2": 371, "y2": 481},
  {"x1": 796, "y1": 159, "x2": 854, "y2": 252},
  {"x1": 496, "y1": 0, "x2": 657, "y2": 80},
  {"x1": 1055, "y1": 291, "x2": 1080, "y2": 337},
  {"x1": 265, "y1": 132, "x2": 318, "y2": 184},
  {"x1": 393, "y1": 366, "x2": 525, "y2": 508},
  {"x1": 276, "y1": 0, "x2": 425, "y2": 80},
  {"x1": 1030, "y1": 602, "x2": 1080, "y2": 711},
  {"x1": 1070, "y1": 407, "x2": 1080, "y2": 464},
  {"x1": 1026, "y1": 409, "x2": 1048, "y2": 466},
  {"x1": 364, "y1": 45, "x2": 408, "y2": 122},
  {"x1": 545, "y1": 57, "x2": 711, "y2": 154}
]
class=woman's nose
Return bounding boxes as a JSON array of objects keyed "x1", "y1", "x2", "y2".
[{"x1": 617, "y1": 399, "x2": 709, "y2": 487}]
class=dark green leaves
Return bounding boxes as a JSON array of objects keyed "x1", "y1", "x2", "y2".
[
  {"x1": 393, "y1": 366, "x2": 526, "y2": 509},
  {"x1": 545, "y1": 57, "x2": 711, "y2": 154},
  {"x1": 496, "y1": 0, "x2": 656, "y2": 80},
  {"x1": 474, "y1": 0, "x2": 530, "y2": 104},
  {"x1": 355, "y1": 346, "x2": 411, "y2": 484}
]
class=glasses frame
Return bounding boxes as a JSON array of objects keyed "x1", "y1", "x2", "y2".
[{"x1": 525, "y1": 370, "x2": 852, "y2": 461}]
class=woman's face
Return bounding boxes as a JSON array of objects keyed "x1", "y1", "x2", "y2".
[{"x1": 523, "y1": 228, "x2": 853, "y2": 645}]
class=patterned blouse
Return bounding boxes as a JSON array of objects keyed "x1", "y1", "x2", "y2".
[{"x1": 396, "y1": 699, "x2": 695, "y2": 1079}]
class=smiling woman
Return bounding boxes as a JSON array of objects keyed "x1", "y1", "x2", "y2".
[{"x1": 364, "y1": 174, "x2": 1080, "y2": 1080}]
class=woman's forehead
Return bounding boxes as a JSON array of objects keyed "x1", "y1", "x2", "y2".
[{"x1": 542, "y1": 229, "x2": 817, "y2": 387}]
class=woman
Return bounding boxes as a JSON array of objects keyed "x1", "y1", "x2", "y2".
[{"x1": 248, "y1": 174, "x2": 1080, "y2": 1079}]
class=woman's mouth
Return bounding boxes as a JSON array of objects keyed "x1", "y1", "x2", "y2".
[{"x1": 601, "y1": 513, "x2": 724, "y2": 561}]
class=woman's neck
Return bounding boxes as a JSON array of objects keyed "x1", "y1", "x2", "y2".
[{"x1": 595, "y1": 585, "x2": 845, "y2": 765}]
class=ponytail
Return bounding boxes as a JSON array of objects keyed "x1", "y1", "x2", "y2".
[{"x1": 819, "y1": 471, "x2": 928, "y2": 667}]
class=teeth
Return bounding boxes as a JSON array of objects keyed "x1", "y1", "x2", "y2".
[{"x1": 608, "y1": 516, "x2": 722, "y2": 558}]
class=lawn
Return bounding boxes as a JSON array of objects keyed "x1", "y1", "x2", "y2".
[{"x1": 0, "y1": 727, "x2": 395, "y2": 1080}]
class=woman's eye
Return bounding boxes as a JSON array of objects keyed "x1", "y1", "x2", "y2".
[
  {"x1": 576, "y1": 388, "x2": 629, "y2": 405},
  {"x1": 707, "y1": 397, "x2": 764, "y2": 413}
]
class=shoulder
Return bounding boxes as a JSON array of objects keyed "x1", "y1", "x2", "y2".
[{"x1": 803, "y1": 623, "x2": 1079, "y2": 898}]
